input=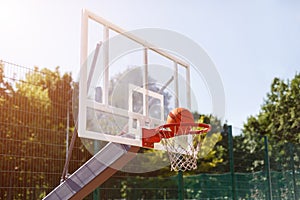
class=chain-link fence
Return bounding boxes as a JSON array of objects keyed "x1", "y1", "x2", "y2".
[
  {"x1": 0, "y1": 60, "x2": 91, "y2": 199},
  {"x1": 0, "y1": 60, "x2": 299, "y2": 199},
  {"x1": 94, "y1": 127, "x2": 299, "y2": 200}
]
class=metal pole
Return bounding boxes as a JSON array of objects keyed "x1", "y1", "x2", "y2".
[
  {"x1": 93, "y1": 141, "x2": 100, "y2": 200},
  {"x1": 144, "y1": 48, "x2": 148, "y2": 117},
  {"x1": 103, "y1": 26, "x2": 109, "y2": 105},
  {"x1": 64, "y1": 8, "x2": 88, "y2": 182},
  {"x1": 61, "y1": 123, "x2": 77, "y2": 181},
  {"x1": 264, "y1": 136, "x2": 272, "y2": 200},
  {"x1": 65, "y1": 101, "x2": 70, "y2": 176},
  {"x1": 178, "y1": 171, "x2": 184, "y2": 200},
  {"x1": 61, "y1": 13, "x2": 102, "y2": 180},
  {"x1": 87, "y1": 42, "x2": 102, "y2": 93},
  {"x1": 174, "y1": 62, "x2": 179, "y2": 108},
  {"x1": 93, "y1": 187, "x2": 100, "y2": 200},
  {"x1": 186, "y1": 65, "x2": 191, "y2": 109},
  {"x1": 227, "y1": 125, "x2": 236, "y2": 200}
]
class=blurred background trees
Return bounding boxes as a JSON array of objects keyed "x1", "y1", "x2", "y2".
[
  {"x1": 0, "y1": 62, "x2": 91, "y2": 199},
  {"x1": 1, "y1": 59, "x2": 299, "y2": 199}
]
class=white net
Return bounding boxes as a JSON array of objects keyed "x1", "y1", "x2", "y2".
[
  {"x1": 161, "y1": 134, "x2": 204, "y2": 171},
  {"x1": 158, "y1": 123, "x2": 210, "y2": 171}
]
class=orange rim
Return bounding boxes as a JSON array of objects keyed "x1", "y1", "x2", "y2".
[{"x1": 156, "y1": 122, "x2": 211, "y2": 138}]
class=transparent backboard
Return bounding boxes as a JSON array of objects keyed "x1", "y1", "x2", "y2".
[{"x1": 78, "y1": 9, "x2": 191, "y2": 150}]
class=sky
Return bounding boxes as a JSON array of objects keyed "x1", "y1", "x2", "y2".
[{"x1": 0, "y1": 0, "x2": 299, "y2": 134}]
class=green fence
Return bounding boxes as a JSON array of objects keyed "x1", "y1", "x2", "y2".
[
  {"x1": 93, "y1": 127, "x2": 299, "y2": 200},
  {"x1": 0, "y1": 60, "x2": 299, "y2": 199},
  {"x1": 91, "y1": 169, "x2": 299, "y2": 200},
  {"x1": 0, "y1": 60, "x2": 92, "y2": 199}
]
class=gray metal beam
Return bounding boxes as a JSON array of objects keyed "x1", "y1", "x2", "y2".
[{"x1": 43, "y1": 143, "x2": 139, "y2": 200}]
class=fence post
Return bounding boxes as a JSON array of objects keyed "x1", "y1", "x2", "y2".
[
  {"x1": 227, "y1": 125, "x2": 236, "y2": 200},
  {"x1": 263, "y1": 136, "x2": 272, "y2": 200},
  {"x1": 178, "y1": 171, "x2": 184, "y2": 200},
  {"x1": 93, "y1": 188, "x2": 100, "y2": 200},
  {"x1": 289, "y1": 143, "x2": 297, "y2": 200},
  {"x1": 93, "y1": 141, "x2": 100, "y2": 200}
]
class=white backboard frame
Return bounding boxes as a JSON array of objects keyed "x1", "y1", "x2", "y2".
[{"x1": 78, "y1": 9, "x2": 191, "y2": 149}]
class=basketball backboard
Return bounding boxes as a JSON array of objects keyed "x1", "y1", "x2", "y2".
[{"x1": 78, "y1": 9, "x2": 193, "y2": 150}]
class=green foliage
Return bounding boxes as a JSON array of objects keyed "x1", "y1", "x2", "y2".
[
  {"x1": 0, "y1": 63, "x2": 90, "y2": 199},
  {"x1": 244, "y1": 73, "x2": 300, "y2": 143},
  {"x1": 238, "y1": 73, "x2": 300, "y2": 172}
]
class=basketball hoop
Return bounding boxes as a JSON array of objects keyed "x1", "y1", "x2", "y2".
[{"x1": 142, "y1": 123, "x2": 211, "y2": 171}]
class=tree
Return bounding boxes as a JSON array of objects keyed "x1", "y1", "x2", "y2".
[
  {"x1": 243, "y1": 73, "x2": 300, "y2": 142},
  {"x1": 238, "y1": 73, "x2": 300, "y2": 172},
  {"x1": 0, "y1": 63, "x2": 91, "y2": 199}
]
